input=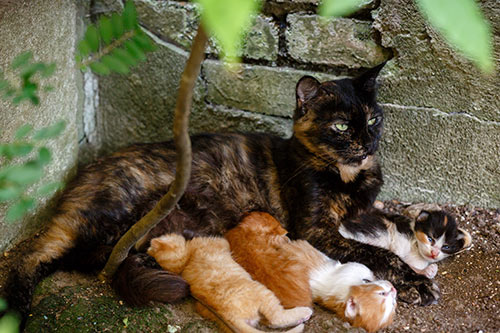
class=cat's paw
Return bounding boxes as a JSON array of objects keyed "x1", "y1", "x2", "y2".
[
  {"x1": 423, "y1": 264, "x2": 438, "y2": 279},
  {"x1": 271, "y1": 307, "x2": 312, "y2": 328},
  {"x1": 398, "y1": 279, "x2": 440, "y2": 306}
]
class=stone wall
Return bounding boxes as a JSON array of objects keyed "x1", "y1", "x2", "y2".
[
  {"x1": 0, "y1": 0, "x2": 84, "y2": 251},
  {"x1": 87, "y1": 0, "x2": 499, "y2": 208}
]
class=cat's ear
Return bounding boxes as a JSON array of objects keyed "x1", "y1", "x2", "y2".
[
  {"x1": 457, "y1": 228, "x2": 472, "y2": 249},
  {"x1": 416, "y1": 211, "x2": 430, "y2": 223},
  {"x1": 295, "y1": 76, "x2": 321, "y2": 117},
  {"x1": 345, "y1": 297, "x2": 358, "y2": 319},
  {"x1": 353, "y1": 61, "x2": 386, "y2": 95}
]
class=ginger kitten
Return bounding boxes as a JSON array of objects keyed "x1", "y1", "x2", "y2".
[
  {"x1": 147, "y1": 233, "x2": 312, "y2": 333},
  {"x1": 225, "y1": 212, "x2": 397, "y2": 332}
]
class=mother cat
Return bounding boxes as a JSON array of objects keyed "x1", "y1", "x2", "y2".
[{"x1": 4, "y1": 62, "x2": 439, "y2": 322}]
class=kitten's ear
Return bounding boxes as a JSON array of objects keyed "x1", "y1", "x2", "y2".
[
  {"x1": 295, "y1": 76, "x2": 321, "y2": 116},
  {"x1": 457, "y1": 228, "x2": 472, "y2": 249},
  {"x1": 416, "y1": 211, "x2": 430, "y2": 223},
  {"x1": 353, "y1": 61, "x2": 386, "y2": 94},
  {"x1": 345, "y1": 297, "x2": 358, "y2": 319}
]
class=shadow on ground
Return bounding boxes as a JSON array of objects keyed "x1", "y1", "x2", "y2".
[{"x1": 1, "y1": 202, "x2": 499, "y2": 332}]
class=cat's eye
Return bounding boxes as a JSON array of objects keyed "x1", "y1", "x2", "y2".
[
  {"x1": 379, "y1": 291, "x2": 388, "y2": 296},
  {"x1": 362, "y1": 279, "x2": 371, "y2": 283},
  {"x1": 427, "y1": 236, "x2": 433, "y2": 243},
  {"x1": 368, "y1": 117, "x2": 378, "y2": 126},
  {"x1": 334, "y1": 123, "x2": 349, "y2": 131},
  {"x1": 442, "y1": 244, "x2": 450, "y2": 250}
]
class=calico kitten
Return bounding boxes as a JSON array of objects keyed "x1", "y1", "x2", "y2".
[
  {"x1": 4, "y1": 62, "x2": 439, "y2": 324},
  {"x1": 339, "y1": 209, "x2": 472, "y2": 278},
  {"x1": 225, "y1": 212, "x2": 397, "y2": 333},
  {"x1": 147, "y1": 233, "x2": 312, "y2": 333}
]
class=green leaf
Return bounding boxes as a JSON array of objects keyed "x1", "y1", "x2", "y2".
[
  {"x1": 416, "y1": 0, "x2": 494, "y2": 73},
  {"x1": 14, "y1": 124, "x2": 33, "y2": 140},
  {"x1": 37, "y1": 181, "x2": 63, "y2": 197},
  {"x1": 319, "y1": 0, "x2": 368, "y2": 18},
  {"x1": 99, "y1": 16, "x2": 114, "y2": 45},
  {"x1": 101, "y1": 55, "x2": 129, "y2": 74},
  {"x1": 0, "y1": 298, "x2": 7, "y2": 311},
  {"x1": 195, "y1": 0, "x2": 260, "y2": 62},
  {"x1": 0, "y1": 311, "x2": 20, "y2": 333},
  {"x1": 40, "y1": 63, "x2": 56, "y2": 78},
  {"x1": 38, "y1": 147, "x2": 51, "y2": 165},
  {"x1": 111, "y1": 48, "x2": 137, "y2": 67},
  {"x1": 20, "y1": 63, "x2": 45, "y2": 80},
  {"x1": 0, "y1": 80, "x2": 9, "y2": 91},
  {"x1": 4, "y1": 164, "x2": 43, "y2": 185},
  {"x1": 123, "y1": 0, "x2": 138, "y2": 30},
  {"x1": 1, "y1": 143, "x2": 34, "y2": 158},
  {"x1": 12, "y1": 51, "x2": 33, "y2": 69},
  {"x1": 124, "y1": 40, "x2": 146, "y2": 61},
  {"x1": 33, "y1": 121, "x2": 66, "y2": 140},
  {"x1": 6, "y1": 198, "x2": 35, "y2": 222},
  {"x1": 111, "y1": 13, "x2": 124, "y2": 38},
  {"x1": 0, "y1": 186, "x2": 22, "y2": 202},
  {"x1": 78, "y1": 40, "x2": 91, "y2": 57},
  {"x1": 89, "y1": 61, "x2": 111, "y2": 75},
  {"x1": 132, "y1": 32, "x2": 157, "y2": 52},
  {"x1": 85, "y1": 25, "x2": 100, "y2": 52}
]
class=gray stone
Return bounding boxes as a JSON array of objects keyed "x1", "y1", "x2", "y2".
[
  {"x1": 240, "y1": 15, "x2": 279, "y2": 61},
  {"x1": 378, "y1": 104, "x2": 500, "y2": 208},
  {"x1": 0, "y1": 0, "x2": 82, "y2": 251},
  {"x1": 203, "y1": 60, "x2": 338, "y2": 117},
  {"x1": 286, "y1": 14, "x2": 391, "y2": 68}
]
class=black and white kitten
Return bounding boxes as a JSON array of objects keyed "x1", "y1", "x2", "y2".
[{"x1": 339, "y1": 208, "x2": 472, "y2": 278}]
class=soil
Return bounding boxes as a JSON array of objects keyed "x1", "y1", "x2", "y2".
[{"x1": 1, "y1": 201, "x2": 499, "y2": 333}]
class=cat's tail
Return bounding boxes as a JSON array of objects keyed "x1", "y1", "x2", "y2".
[{"x1": 111, "y1": 253, "x2": 190, "y2": 306}]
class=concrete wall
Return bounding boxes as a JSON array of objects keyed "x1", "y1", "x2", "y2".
[
  {"x1": 0, "y1": 0, "x2": 83, "y2": 251},
  {"x1": 87, "y1": 0, "x2": 499, "y2": 208}
]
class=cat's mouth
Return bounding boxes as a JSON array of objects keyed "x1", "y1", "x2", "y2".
[{"x1": 342, "y1": 154, "x2": 371, "y2": 166}]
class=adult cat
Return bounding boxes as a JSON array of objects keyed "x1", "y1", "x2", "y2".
[{"x1": 3, "y1": 62, "x2": 439, "y2": 324}]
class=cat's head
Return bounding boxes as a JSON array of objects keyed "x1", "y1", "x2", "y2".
[
  {"x1": 238, "y1": 212, "x2": 288, "y2": 236},
  {"x1": 293, "y1": 63, "x2": 385, "y2": 175},
  {"x1": 414, "y1": 210, "x2": 472, "y2": 263},
  {"x1": 346, "y1": 280, "x2": 397, "y2": 333}
]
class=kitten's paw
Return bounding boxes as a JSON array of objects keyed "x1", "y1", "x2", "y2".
[
  {"x1": 423, "y1": 264, "x2": 438, "y2": 279},
  {"x1": 270, "y1": 307, "x2": 312, "y2": 328},
  {"x1": 397, "y1": 279, "x2": 440, "y2": 306}
]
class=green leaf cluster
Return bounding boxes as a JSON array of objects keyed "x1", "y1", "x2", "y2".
[
  {"x1": 0, "y1": 51, "x2": 56, "y2": 106},
  {"x1": 0, "y1": 121, "x2": 65, "y2": 222},
  {"x1": 76, "y1": 0, "x2": 157, "y2": 75},
  {"x1": 0, "y1": 299, "x2": 20, "y2": 333}
]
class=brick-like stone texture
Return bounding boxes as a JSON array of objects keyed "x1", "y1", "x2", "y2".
[
  {"x1": 0, "y1": 0, "x2": 82, "y2": 251},
  {"x1": 203, "y1": 60, "x2": 337, "y2": 117},
  {"x1": 286, "y1": 14, "x2": 390, "y2": 68}
]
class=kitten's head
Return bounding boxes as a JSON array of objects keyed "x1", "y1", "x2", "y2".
[
  {"x1": 238, "y1": 212, "x2": 288, "y2": 237},
  {"x1": 346, "y1": 280, "x2": 397, "y2": 333},
  {"x1": 414, "y1": 210, "x2": 472, "y2": 263},
  {"x1": 293, "y1": 63, "x2": 385, "y2": 172}
]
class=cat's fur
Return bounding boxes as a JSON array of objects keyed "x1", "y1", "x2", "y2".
[
  {"x1": 339, "y1": 208, "x2": 472, "y2": 278},
  {"x1": 226, "y1": 212, "x2": 397, "y2": 332},
  {"x1": 147, "y1": 233, "x2": 312, "y2": 333},
  {"x1": 4, "y1": 62, "x2": 439, "y2": 324}
]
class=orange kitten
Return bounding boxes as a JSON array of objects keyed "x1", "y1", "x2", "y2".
[
  {"x1": 225, "y1": 212, "x2": 397, "y2": 333},
  {"x1": 147, "y1": 233, "x2": 312, "y2": 333}
]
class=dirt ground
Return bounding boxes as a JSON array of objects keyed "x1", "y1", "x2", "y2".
[{"x1": 1, "y1": 201, "x2": 499, "y2": 332}]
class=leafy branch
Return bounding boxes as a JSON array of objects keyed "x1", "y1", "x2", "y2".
[{"x1": 76, "y1": 0, "x2": 157, "y2": 75}]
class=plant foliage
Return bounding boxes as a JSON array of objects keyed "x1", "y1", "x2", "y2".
[
  {"x1": 0, "y1": 51, "x2": 56, "y2": 106},
  {"x1": 76, "y1": 0, "x2": 157, "y2": 75},
  {"x1": 0, "y1": 121, "x2": 65, "y2": 222}
]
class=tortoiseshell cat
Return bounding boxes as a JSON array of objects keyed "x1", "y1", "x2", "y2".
[
  {"x1": 147, "y1": 233, "x2": 312, "y2": 333},
  {"x1": 3, "y1": 62, "x2": 439, "y2": 325},
  {"x1": 225, "y1": 212, "x2": 397, "y2": 333},
  {"x1": 339, "y1": 208, "x2": 472, "y2": 278}
]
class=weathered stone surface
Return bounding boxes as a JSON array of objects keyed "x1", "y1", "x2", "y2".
[
  {"x1": 134, "y1": 1, "x2": 278, "y2": 61},
  {"x1": 0, "y1": 0, "x2": 82, "y2": 251},
  {"x1": 378, "y1": 104, "x2": 500, "y2": 208},
  {"x1": 286, "y1": 14, "x2": 391, "y2": 68},
  {"x1": 203, "y1": 60, "x2": 337, "y2": 117},
  {"x1": 95, "y1": 35, "x2": 205, "y2": 156}
]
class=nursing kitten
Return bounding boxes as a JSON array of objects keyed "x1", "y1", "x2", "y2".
[
  {"x1": 4, "y1": 62, "x2": 439, "y2": 324},
  {"x1": 147, "y1": 233, "x2": 312, "y2": 333},
  {"x1": 225, "y1": 212, "x2": 397, "y2": 332},
  {"x1": 339, "y1": 209, "x2": 472, "y2": 278}
]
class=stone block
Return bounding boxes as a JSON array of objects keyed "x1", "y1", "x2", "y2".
[
  {"x1": 203, "y1": 60, "x2": 337, "y2": 117},
  {"x1": 0, "y1": 0, "x2": 82, "y2": 251},
  {"x1": 286, "y1": 14, "x2": 390, "y2": 68}
]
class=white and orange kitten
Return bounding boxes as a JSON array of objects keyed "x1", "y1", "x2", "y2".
[
  {"x1": 147, "y1": 233, "x2": 312, "y2": 333},
  {"x1": 225, "y1": 212, "x2": 397, "y2": 332}
]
